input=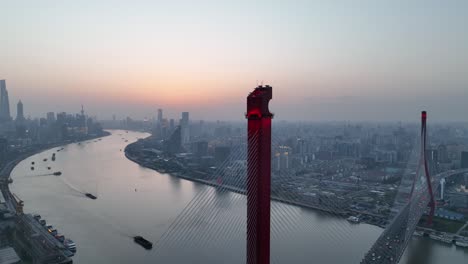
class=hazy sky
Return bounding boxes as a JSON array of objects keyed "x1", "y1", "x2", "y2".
[{"x1": 1, "y1": 0, "x2": 467, "y2": 121}]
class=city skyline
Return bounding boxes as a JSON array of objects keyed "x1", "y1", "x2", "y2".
[
  {"x1": 1, "y1": 77, "x2": 467, "y2": 123},
  {"x1": 1, "y1": 1, "x2": 468, "y2": 121}
]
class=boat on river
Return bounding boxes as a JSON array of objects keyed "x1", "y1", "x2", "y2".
[
  {"x1": 85, "y1": 193, "x2": 97, "y2": 200},
  {"x1": 455, "y1": 239, "x2": 468, "y2": 248},
  {"x1": 64, "y1": 239, "x2": 77, "y2": 253},
  {"x1": 134, "y1": 236, "x2": 152, "y2": 250},
  {"x1": 347, "y1": 216, "x2": 360, "y2": 223},
  {"x1": 430, "y1": 233, "x2": 453, "y2": 244}
]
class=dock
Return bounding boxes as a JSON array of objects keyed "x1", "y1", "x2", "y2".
[
  {"x1": 14, "y1": 214, "x2": 73, "y2": 264},
  {"x1": 0, "y1": 155, "x2": 73, "y2": 263}
]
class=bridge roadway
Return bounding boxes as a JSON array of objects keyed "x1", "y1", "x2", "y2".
[
  {"x1": 455, "y1": 221, "x2": 468, "y2": 236},
  {"x1": 361, "y1": 169, "x2": 468, "y2": 264}
]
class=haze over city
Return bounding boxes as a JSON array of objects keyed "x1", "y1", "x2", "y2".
[
  {"x1": 1, "y1": 0, "x2": 467, "y2": 121},
  {"x1": 2, "y1": 1, "x2": 468, "y2": 264}
]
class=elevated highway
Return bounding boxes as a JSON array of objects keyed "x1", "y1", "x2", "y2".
[{"x1": 361, "y1": 169, "x2": 468, "y2": 264}]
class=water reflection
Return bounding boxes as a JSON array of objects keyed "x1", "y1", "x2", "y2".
[
  {"x1": 405, "y1": 238, "x2": 433, "y2": 264},
  {"x1": 168, "y1": 175, "x2": 181, "y2": 191}
]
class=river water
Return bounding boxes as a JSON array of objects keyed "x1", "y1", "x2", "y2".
[{"x1": 10, "y1": 130, "x2": 467, "y2": 263}]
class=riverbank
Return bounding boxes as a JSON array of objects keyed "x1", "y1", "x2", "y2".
[
  {"x1": 1, "y1": 131, "x2": 111, "y2": 211},
  {"x1": 0, "y1": 131, "x2": 110, "y2": 263},
  {"x1": 10, "y1": 130, "x2": 393, "y2": 264},
  {"x1": 124, "y1": 145, "x2": 468, "y2": 255},
  {"x1": 123, "y1": 142, "x2": 388, "y2": 225}
]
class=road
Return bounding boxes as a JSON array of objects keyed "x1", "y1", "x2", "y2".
[
  {"x1": 361, "y1": 169, "x2": 468, "y2": 264},
  {"x1": 455, "y1": 221, "x2": 468, "y2": 236}
]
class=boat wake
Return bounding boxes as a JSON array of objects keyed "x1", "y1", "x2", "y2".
[
  {"x1": 26, "y1": 172, "x2": 62, "y2": 178},
  {"x1": 59, "y1": 177, "x2": 87, "y2": 196},
  {"x1": 87, "y1": 209, "x2": 134, "y2": 238}
]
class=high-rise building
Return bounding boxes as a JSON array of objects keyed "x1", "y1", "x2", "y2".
[
  {"x1": 181, "y1": 112, "x2": 189, "y2": 122},
  {"x1": 16, "y1": 100, "x2": 25, "y2": 122},
  {"x1": 440, "y1": 178, "x2": 446, "y2": 200},
  {"x1": 438, "y1": 144, "x2": 449, "y2": 163},
  {"x1": 80, "y1": 105, "x2": 88, "y2": 135},
  {"x1": 56, "y1": 112, "x2": 67, "y2": 124},
  {"x1": 426, "y1": 149, "x2": 438, "y2": 163},
  {"x1": 157, "y1": 109, "x2": 163, "y2": 124},
  {"x1": 180, "y1": 112, "x2": 190, "y2": 144},
  {"x1": 153, "y1": 108, "x2": 165, "y2": 139},
  {"x1": 274, "y1": 146, "x2": 291, "y2": 171},
  {"x1": 47, "y1": 112, "x2": 56, "y2": 123},
  {"x1": 39, "y1": 118, "x2": 47, "y2": 126},
  {"x1": 164, "y1": 126, "x2": 183, "y2": 154},
  {"x1": 192, "y1": 141, "x2": 208, "y2": 157},
  {"x1": 169, "y1": 119, "x2": 175, "y2": 133},
  {"x1": 0, "y1": 80, "x2": 11, "y2": 122},
  {"x1": 214, "y1": 146, "x2": 231, "y2": 165},
  {"x1": 461, "y1": 151, "x2": 468, "y2": 169}
]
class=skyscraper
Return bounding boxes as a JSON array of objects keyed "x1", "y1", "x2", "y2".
[
  {"x1": 47, "y1": 112, "x2": 56, "y2": 123},
  {"x1": 440, "y1": 178, "x2": 446, "y2": 200},
  {"x1": 0, "y1": 80, "x2": 11, "y2": 122},
  {"x1": 180, "y1": 112, "x2": 190, "y2": 144},
  {"x1": 56, "y1": 112, "x2": 67, "y2": 124},
  {"x1": 78, "y1": 105, "x2": 88, "y2": 135},
  {"x1": 169, "y1": 118, "x2": 175, "y2": 133},
  {"x1": 157, "y1": 109, "x2": 163, "y2": 124},
  {"x1": 164, "y1": 126, "x2": 183, "y2": 154},
  {"x1": 16, "y1": 100, "x2": 25, "y2": 122},
  {"x1": 181, "y1": 112, "x2": 189, "y2": 122}
]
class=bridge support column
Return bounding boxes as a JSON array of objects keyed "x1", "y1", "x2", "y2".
[
  {"x1": 421, "y1": 111, "x2": 435, "y2": 226},
  {"x1": 246, "y1": 86, "x2": 273, "y2": 264}
]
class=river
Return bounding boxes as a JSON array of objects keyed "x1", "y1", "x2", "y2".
[{"x1": 10, "y1": 130, "x2": 467, "y2": 263}]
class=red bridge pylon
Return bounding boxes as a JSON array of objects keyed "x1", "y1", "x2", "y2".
[
  {"x1": 246, "y1": 85, "x2": 273, "y2": 264},
  {"x1": 410, "y1": 111, "x2": 435, "y2": 226}
]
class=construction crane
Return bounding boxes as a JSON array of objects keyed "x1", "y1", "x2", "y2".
[{"x1": 12, "y1": 193, "x2": 24, "y2": 214}]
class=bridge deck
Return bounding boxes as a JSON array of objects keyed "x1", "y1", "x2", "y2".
[{"x1": 361, "y1": 169, "x2": 468, "y2": 264}]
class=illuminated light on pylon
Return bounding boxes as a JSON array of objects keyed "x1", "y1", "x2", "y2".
[{"x1": 246, "y1": 85, "x2": 273, "y2": 264}]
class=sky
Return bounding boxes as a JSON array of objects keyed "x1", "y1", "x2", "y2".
[{"x1": 1, "y1": 0, "x2": 467, "y2": 122}]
